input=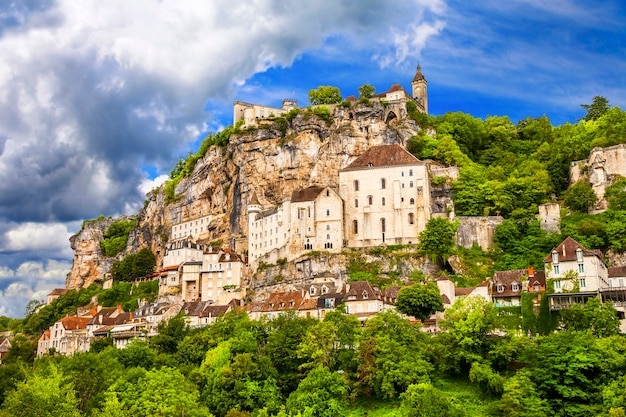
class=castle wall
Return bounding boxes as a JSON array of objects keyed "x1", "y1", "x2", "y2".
[{"x1": 455, "y1": 216, "x2": 503, "y2": 251}]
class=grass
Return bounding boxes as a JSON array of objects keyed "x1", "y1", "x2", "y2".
[{"x1": 347, "y1": 398, "x2": 403, "y2": 416}]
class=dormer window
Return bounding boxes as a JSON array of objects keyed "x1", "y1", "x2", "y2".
[
  {"x1": 576, "y1": 248, "x2": 583, "y2": 263},
  {"x1": 289, "y1": 301, "x2": 295, "y2": 307},
  {"x1": 496, "y1": 284, "x2": 505, "y2": 293},
  {"x1": 279, "y1": 302, "x2": 285, "y2": 308},
  {"x1": 511, "y1": 283, "x2": 520, "y2": 292},
  {"x1": 310, "y1": 287, "x2": 316, "y2": 295},
  {"x1": 362, "y1": 290, "x2": 368, "y2": 299},
  {"x1": 552, "y1": 251, "x2": 558, "y2": 264},
  {"x1": 321, "y1": 285, "x2": 328, "y2": 294}
]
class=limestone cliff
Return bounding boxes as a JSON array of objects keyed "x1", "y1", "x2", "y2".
[{"x1": 67, "y1": 102, "x2": 421, "y2": 289}]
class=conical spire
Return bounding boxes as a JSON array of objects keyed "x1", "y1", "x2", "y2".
[{"x1": 412, "y1": 63, "x2": 425, "y2": 82}]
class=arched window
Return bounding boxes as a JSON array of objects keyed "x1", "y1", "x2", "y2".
[
  {"x1": 410, "y1": 181, "x2": 414, "y2": 188},
  {"x1": 381, "y1": 218, "x2": 386, "y2": 233},
  {"x1": 409, "y1": 169, "x2": 413, "y2": 176},
  {"x1": 326, "y1": 209, "x2": 330, "y2": 216},
  {"x1": 354, "y1": 180, "x2": 359, "y2": 191},
  {"x1": 408, "y1": 213, "x2": 414, "y2": 225},
  {"x1": 410, "y1": 198, "x2": 415, "y2": 205},
  {"x1": 368, "y1": 195, "x2": 373, "y2": 205},
  {"x1": 353, "y1": 220, "x2": 358, "y2": 234},
  {"x1": 381, "y1": 178, "x2": 386, "y2": 189}
]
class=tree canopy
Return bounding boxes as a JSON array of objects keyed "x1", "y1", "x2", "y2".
[{"x1": 308, "y1": 85, "x2": 342, "y2": 105}]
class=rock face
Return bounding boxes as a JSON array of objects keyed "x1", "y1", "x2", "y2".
[
  {"x1": 569, "y1": 144, "x2": 626, "y2": 212},
  {"x1": 66, "y1": 218, "x2": 118, "y2": 289},
  {"x1": 67, "y1": 102, "x2": 422, "y2": 289}
]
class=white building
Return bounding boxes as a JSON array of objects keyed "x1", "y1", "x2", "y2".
[
  {"x1": 247, "y1": 186, "x2": 343, "y2": 268},
  {"x1": 339, "y1": 144, "x2": 431, "y2": 247},
  {"x1": 545, "y1": 237, "x2": 609, "y2": 310}
]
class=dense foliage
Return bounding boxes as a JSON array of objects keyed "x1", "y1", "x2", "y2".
[
  {"x1": 110, "y1": 248, "x2": 156, "y2": 282},
  {"x1": 4, "y1": 302, "x2": 626, "y2": 417},
  {"x1": 99, "y1": 218, "x2": 137, "y2": 257}
]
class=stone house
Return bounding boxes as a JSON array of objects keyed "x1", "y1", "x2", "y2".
[
  {"x1": 41, "y1": 315, "x2": 92, "y2": 357},
  {"x1": 545, "y1": 237, "x2": 609, "y2": 310},
  {"x1": 491, "y1": 269, "x2": 526, "y2": 307},
  {"x1": 339, "y1": 144, "x2": 431, "y2": 247},
  {"x1": 36, "y1": 331, "x2": 50, "y2": 358},
  {"x1": 343, "y1": 281, "x2": 386, "y2": 320},
  {"x1": 47, "y1": 288, "x2": 67, "y2": 305}
]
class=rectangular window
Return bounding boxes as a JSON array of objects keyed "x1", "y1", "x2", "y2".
[
  {"x1": 555, "y1": 280, "x2": 561, "y2": 290},
  {"x1": 553, "y1": 265, "x2": 559, "y2": 275},
  {"x1": 578, "y1": 264, "x2": 584, "y2": 273},
  {"x1": 579, "y1": 278, "x2": 586, "y2": 288}
]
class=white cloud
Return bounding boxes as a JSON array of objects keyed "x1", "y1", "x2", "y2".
[
  {"x1": 4, "y1": 222, "x2": 73, "y2": 256},
  {"x1": 0, "y1": 266, "x2": 14, "y2": 278},
  {"x1": 139, "y1": 174, "x2": 169, "y2": 196}
]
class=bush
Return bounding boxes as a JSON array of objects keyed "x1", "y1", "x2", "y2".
[{"x1": 100, "y1": 219, "x2": 137, "y2": 257}]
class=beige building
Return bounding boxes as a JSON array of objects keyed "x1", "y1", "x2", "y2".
[
  {"x1": 339, "y1": 144, "x2": 431, "y2": 247},
  {"x1": 233, "y1": 99, "x2": 298, "y2": 126},
  {"x1": 247, "y1": 186, "x2": 343, "y2": 268},
  {"x1": 170, "y1": 215, "x2": 213, "y2": 241}
]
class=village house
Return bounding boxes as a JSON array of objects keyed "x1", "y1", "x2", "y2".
[
  {"x1": 158, "y1": 241, "x2": 245, "y2": 305},
  {"x1": 0, "y1": 334, "x2": 11, "y2": 364},
  {"x1": 491, "y1": 269, "x2": 527, "y2": 307},
  {"x1": 47, "y1": 288, "x2": 67, "y2": 305},
  {"x1": 39, "y1": 315, "x2": 92, "y2": 357},
  {"x1": 545, "y1": 237, "x2": 609, "y2": 310}
]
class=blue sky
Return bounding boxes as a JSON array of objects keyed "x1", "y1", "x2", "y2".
[{"x1": 0, "y1": 0, "x2": 624, "y2": 317}]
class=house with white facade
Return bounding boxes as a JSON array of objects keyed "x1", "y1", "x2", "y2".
[
  {"x1": 545, "y1": 237, "x2": 609, "y2": 310},
  {"x1": 247, "y1": 186, "x2": 343, "y2": 268},
  {"x1": 339, "y1": 144, "x2": 431, "y2": 247}
]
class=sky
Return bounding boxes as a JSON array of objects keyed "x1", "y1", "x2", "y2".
[{"x1": 0, "y1": 0, "x2": 624, "y2": 318}]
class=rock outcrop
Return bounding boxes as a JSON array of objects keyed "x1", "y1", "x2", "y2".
[{"x1": 67, "y1": 102, "x2": 422, "y2": 289}]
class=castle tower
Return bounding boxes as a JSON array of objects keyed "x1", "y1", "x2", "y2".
[
  {"x1": 411, "y1": 64, "x2": 428, "y2": 114},
  {"x1": 247, "y1": 192, "x2": 261, "y2": 223}
]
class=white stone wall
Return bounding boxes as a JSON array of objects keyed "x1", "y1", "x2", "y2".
[
  {"x1": 170, "y1": 215, "x2": 212, "y2": 240},
  {"x1": 339, "y1": 163, "x2": 430, "y2": 247}
]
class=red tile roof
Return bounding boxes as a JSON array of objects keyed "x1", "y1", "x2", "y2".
[
  {"x1": 341, "y1": 144, "x2": 422, "y2": 171},
  {"x1": 261, "y1": 291, "x2": 307, "y2": 312},
  {"x1": 345, "y1": 281, "x2": 381, "y2": 301},
  {"x1": 492, "y1": 269, "x2": 526, "y2": 298},
  {"x1": 60, "y1": 316, "x2": 91, "y2": 330},
  {"x1": 544, "y1": 237, "x2": 604, "y2": 263},
  {"x1": 291, "y1": 186, "x2": 324, "y2": 203},
  {"x1": 609, "y1": 266, "x2": 626, "y2": 278}
]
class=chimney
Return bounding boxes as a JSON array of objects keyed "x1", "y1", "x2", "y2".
[{"x1": 528, "y1": 266, "x2": 534, "y2": 278}]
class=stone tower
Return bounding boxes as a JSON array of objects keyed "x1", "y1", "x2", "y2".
[
  {"x1": 247, "y1": 192, "x2": 261, "y2": 231},
  {"x1": 411, "y1": 64, "x2": 428, "y2": 114}
]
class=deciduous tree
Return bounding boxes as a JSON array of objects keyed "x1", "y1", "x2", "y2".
[{"x1": 395, "y1": 282, "x2": 444, "y2": 321}]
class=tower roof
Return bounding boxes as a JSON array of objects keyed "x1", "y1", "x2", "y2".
[
  {"x1": 341, "y1": 144, "x2": 422, "y2": 171},
  {"x1": 412, "y1": 64, "x2": 426, "y2": 82},
  {"x1": 248, "y1": 192, "x2": 260, "y2": 206}
]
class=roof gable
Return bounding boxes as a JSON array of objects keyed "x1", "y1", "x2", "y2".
[
  {"x1": 291, "y1": 186, "x2": 324, "y2": 203},
  {"x1": 341, "y1": 144, "x2": 421, "y2": 171},
  {"x1": 544, "y1": 237, "x2": 603, "y2": 263}
]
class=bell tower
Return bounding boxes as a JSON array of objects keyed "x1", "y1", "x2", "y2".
[{"x1": 411, "y1": 64, "x2": 428, "y2": 114}]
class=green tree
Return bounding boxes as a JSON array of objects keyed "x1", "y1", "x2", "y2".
[
  {"x1": 605, "y1": 178, "x2": 626, "y2": 211},
  {"x1": 395, "y1": 282, "x2": 444, "y2": 321},
  {"x1": 559, "y1": 298, "x2": 620, "y2": 337},
  {"x1": 151, "y1": 312, "x2": 190, "y2": 355},
  {"x1": 419, "y1": 217, "x2": 458, "y2": 265},
  {"x1": 357, "y1": 311, "x2": 432, "y2": 398},
  {"x1": 308, "y1": 86, "x2": 342, "y2": 105},
  {"x1": 357, "y1": 83, "x2": 375, "y2": 99},
  {"x1": 438, "y1": 296, "x2": 498, "y2": 372},
  {"x1": 97, "y1": 366, "x2": 211, "y2": 417},
  {"x1": 286, "y1": 366, "x2": 348, "y2": 417},
  {"x1": 500, "y1": 371, "x2": 551, "y2": 417},
  {"x1": 580, "y1": 96, "x2": 610, "y2": 121},
  {"x1": 564, "y1": 180, "x2": 597, "y2": 213},
  {"x1": 2, "y1": 364, "x2": 82, "y2": 417},
  {"x1": 400, "y1": 383, "x2": 465, "y2": 417}
]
